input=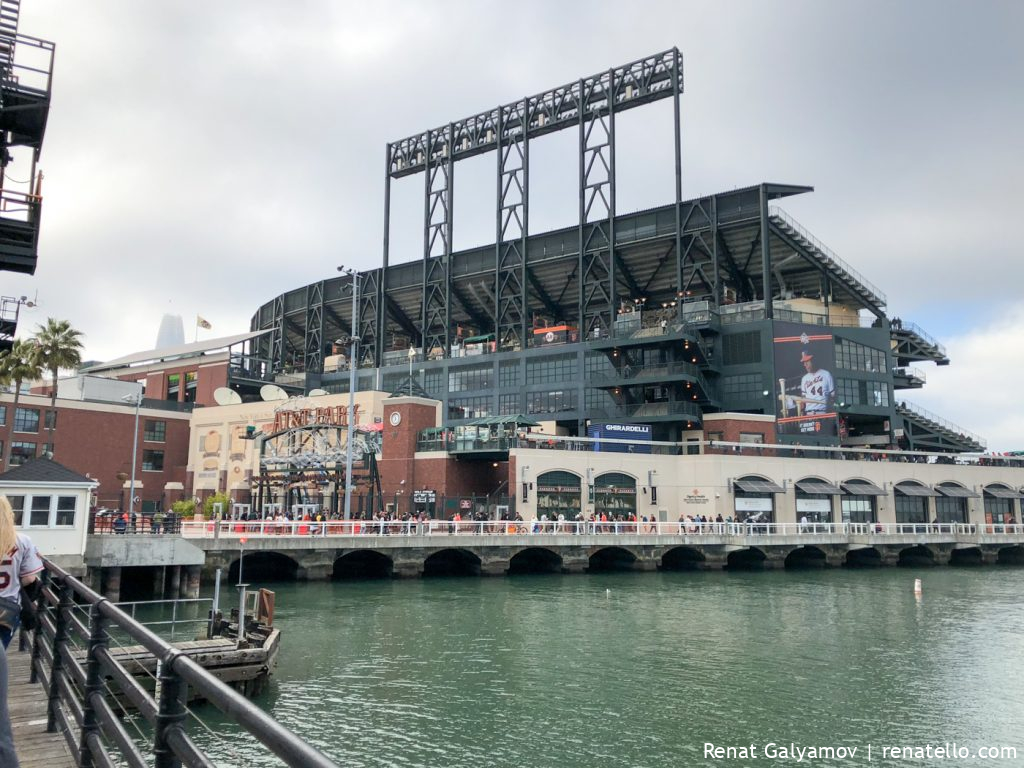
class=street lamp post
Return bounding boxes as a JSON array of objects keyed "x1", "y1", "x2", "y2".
[
  {"x1": 122, "y1": 390, "x2": 143, "y2": 522},
  {"x1": 338, "y1": 266, "x2": 360, "y2": 520}
]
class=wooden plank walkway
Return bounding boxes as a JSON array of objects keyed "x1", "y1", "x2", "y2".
[{"x1": 7, "y1": 647, "x2": 76, "y2": 768}]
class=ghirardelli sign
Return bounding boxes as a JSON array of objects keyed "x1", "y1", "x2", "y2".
[
  {"x1": 272, "y1": 405, "x2": 360, "y2": 433},
  {"x1": 684, "y1": 488, "x2": 709, "y2": 505}
]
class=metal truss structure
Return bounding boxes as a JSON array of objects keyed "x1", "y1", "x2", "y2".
[{"x1": 246, "y1": 49, "x2": 983, "y2": 452}]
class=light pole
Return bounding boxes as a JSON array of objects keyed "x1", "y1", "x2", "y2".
[
  {"x1": 122, "y1": 390, "x2": 143, "y2": 522},
  {"x1": 407, "y1": 345, "x2": 415, "y2": 396},
  {"x1": 338, "y1": 266, "x2": 360, "y2": 520}
]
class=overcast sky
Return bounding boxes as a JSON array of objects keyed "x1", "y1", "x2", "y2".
[{"x1": 6, "y1": 0, "x2": 1023, "y2": 449}]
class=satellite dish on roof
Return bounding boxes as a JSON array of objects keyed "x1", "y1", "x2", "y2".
[
  {"x1": 308, "y1": 388, "x2": 329, "y2": 397},
  {"x1": 260, "y1": 384, "x2": 289, "y2": 402},
  {"x1": 213, "y1": 387, "x2": 243, "y2": 406}
]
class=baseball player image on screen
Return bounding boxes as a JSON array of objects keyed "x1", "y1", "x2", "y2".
[{"x1": 797, "y1": 349, "x2": 835, "y2": 414}]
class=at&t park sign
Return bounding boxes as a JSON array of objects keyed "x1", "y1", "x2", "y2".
[{"x1": 272, "y1": 404, "x2": 361, "y2": 434}]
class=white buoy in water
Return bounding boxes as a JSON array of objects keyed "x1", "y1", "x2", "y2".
[{"x1": 913, "y1": 578, "x2": 922, "y2": 595}]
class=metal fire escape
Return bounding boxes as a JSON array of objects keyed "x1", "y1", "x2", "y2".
[{"x1": 0, "y1": 0, "x2": 53, "y2": 276}]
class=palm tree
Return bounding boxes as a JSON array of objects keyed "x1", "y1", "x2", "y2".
[
  {"x1": 0, "y1": 338, "x2": 44, "y2": 467},
  {"x1": 32, "y1": 318, "x2": 84, "y2": 456}
]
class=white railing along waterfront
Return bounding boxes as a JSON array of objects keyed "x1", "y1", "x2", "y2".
[{"x1": 179, "y1": 519, "x2": 1024, "y2": 540}]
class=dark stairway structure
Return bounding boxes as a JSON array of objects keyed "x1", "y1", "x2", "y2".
[{"x1": 0, "y1": 0, "x2": 54, "y2": 277}]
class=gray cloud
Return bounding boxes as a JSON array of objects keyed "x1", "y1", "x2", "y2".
[{"x1": 6, "y1": 0, "x2": 1021, "y2": 443}]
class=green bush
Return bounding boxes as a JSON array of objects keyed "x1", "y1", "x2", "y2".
[
  {"x1": 171, "y1": 499, "x2": 196, "y2": 518},
  {"x1": 203, "y1": 492, "x2": 233, "y2": 518}
]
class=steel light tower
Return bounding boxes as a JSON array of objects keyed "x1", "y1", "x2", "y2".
[
  {"x1": 338, "y1": 266, "x2": 360, "y2": 520},
  {"x1": 121, "y1": 390, "x2": 143, "y2": 519}
]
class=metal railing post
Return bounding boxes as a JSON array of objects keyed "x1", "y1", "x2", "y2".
[
  {"x1": 29, "y1": 569, "x2": 50, "y2": 684},
  {"x1": 153, "y1": 650, "x2": 187, "y2": 768},
  {"x1": 78, "y1": 600, "x2": 109, "y2": 768},
  {"x1": 46, "y1": 578, "x2": 74, "y2": 732}
]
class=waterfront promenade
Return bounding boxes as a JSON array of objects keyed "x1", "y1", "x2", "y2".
[{"x1": 176, "y1": 520, "x2": 1024, "y2": 577}]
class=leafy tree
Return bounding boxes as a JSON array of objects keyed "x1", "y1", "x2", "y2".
[
  {"x1": 31, "y1": 318, "x2": 84, "y2": 456},
  {"x1": 171, "y1": 499, "x2": 197, "y2": 518},
  {"x1": 0, "y1": 338, "x2": 43, "y2": 466}
]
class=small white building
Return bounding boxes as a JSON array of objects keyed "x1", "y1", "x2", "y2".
[{"x1": 0, "y1": 457, "x2": 98, "y2": 574}]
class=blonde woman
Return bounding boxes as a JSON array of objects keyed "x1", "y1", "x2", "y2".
[{"x1": 0, "y1": 496, "x2": 43, "y2": 649}]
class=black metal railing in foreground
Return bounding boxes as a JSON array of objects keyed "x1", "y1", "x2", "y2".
[{"x1": 28, "y1": 558, "x2": 339, "y2": 768}]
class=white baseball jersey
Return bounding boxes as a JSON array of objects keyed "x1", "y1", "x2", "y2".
[
  {"x1": 1, "y1": 533, "x2": 44, "y2": 603},
  {"x1": 800, "y1": 369, "x2": 835, "y2": 414}
]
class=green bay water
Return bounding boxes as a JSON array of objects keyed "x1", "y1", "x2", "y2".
[{"x1": 192, "y1": 569, "x2": 1024, "y2": 767}]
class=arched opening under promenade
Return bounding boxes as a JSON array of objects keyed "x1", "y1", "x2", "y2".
[
  {"x1": 332, "y1": 551, "x2": 394, "y2": 579},
  {"x1": 998, "y1": 546, "x2": 1024, "y2": 565},
  {"x1": 423, "y1": 549, "x2": 482, "y2": 577},
  {"x1": 846, "y1": 548, "x2": 882, "y2": 568},
  {"x1": 589, "y1": 547, "x2": 638, "y2": 573},
  {"x1": 897, "y1": 545, "x2": 936, "y2": 567},
  {"x1": 784, "y1": 546, "x2": 827, "y2": 569},
  {"x1": 508, "y1": 547, "x2": 563, "y2": 575},
  {"x1": 726, "y1": 548, "x2": 767, "y2": 571},
  {"x1": 949, "y1": 548, "x2": 983, "y2": 567},
  {"x1": 660, "y1": 547, "x2": 705, "y2": 571},
  {"x1": 229, "y1": 552, "x2": 299, "y2": 582}
]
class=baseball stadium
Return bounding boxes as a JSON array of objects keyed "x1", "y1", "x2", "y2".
[{"x1": 241, "y1": 48, "x2": 975, "y2": 456}]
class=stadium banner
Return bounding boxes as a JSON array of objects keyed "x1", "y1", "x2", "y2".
[{"x1": 772, "y1": 320, "x2": 838, "y2": 437}]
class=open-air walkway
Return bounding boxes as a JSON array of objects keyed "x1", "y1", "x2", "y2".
[{"x1": 7, "y1": 646, "x2": 76, "y2": 768}]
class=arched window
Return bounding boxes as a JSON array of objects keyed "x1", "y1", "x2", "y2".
[
  {"x1": 894, "y1": 481, "x2": 934, "y2": 529},
  {"x1": 536, "y1": 471, "x2": 582, "y2": 521},
  {"x1": 594, "y1": 472, "x2": 637, "y2": 520},
  {"x1": 983, "y1": 485, "x2": 1019, "y2": 527},
  {"x1": 935, "y1": 482, "x2": 976, "y2": 525},
  {"x1": 732, "y1": 475, "x2": 782, "y2": 523},
  {"x1": 839, "y1": 479, "x2": 883, "y2": 525},
  {"x1": 794, "y1": 478, "x2": 839, "y2": 525}
]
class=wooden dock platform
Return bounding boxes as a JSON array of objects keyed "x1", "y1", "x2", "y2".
[{"x1": 7, "y1": 648, "x2": 76, "y2": 768}]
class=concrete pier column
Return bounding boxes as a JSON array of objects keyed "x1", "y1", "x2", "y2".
[
  {"x1": 561, "y1": 556, "x2": 589, "y2": 574},
  {"x1": 825, "y1": 551, "x2": 847, "y2": 568},
  {"x1": 185, "y1": 566, "x2": 201, "y2": 598},
  {"x1": 103, "y1": 567, "x2": 122, "y2": 602},
  {"x1": 700, "y1": 555, "x2": 728, "y2": 570},
  {"x1": 297, "y1": 564, "x2": 332, "y2": 581},
  {"x1": 879, "y1": 550, "x2": 900, "y2": 567},
  {"x1": 392, "y1": 561, "x2": 422, "y2": 579},
  {"x1": 169, "y1": 565, "x2": 182, "y2": 598},
  {"x1": 632, "y1": 559, "x2": 657, "y2": 572},
  {"x1": 480, "y1": 558, "x2": 510, "y2": 577},
  {"x1": 153, "y1": 567, "x2": 166, "y2": 599},
  {"x1": 980, "y1": 549, "x2": 1001, "y2": 565},
  {"x1": 931, "y1": 549, "x2": 951, "y2": 566}
]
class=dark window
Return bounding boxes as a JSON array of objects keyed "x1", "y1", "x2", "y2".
[
  {"x1": 836, "y1": 338, "x2": 887, "y2": 373},
  {"x1": 44, "y1": 410, "x2": 57, "y2": 430},
  {"x1": 30, "y1": 495, "x2": 50, "y2": 526},
  {"x1": 56, "y1": 496, "x2": 76, "y2": 526},
  {"x1": 526, "y1": 354, "x2": 576, "y2": 384},
  {"x1": 498, "y1": 393, "x2": 519, "y2": 415},
  {"x1": 448, "y1": 364, "x2": 493, "y2": 392},
  {"x1": 184, "y1": 371, "x2": 198, "y2": 403},
  {"x1": 526, "y1": 389, "x2": 578, "y2": 414},
  {"x1": 448, "y1": 396, "x2": 492, "y2": 420},
  {"x1": 7, "y1": 495, "x2": 24, "y2": 526},
  {"x1": 166, "y1": 373, "x2": 181, "y2": 401},
  {"x1": 14, "y1": 407, "x2": 39, "y2": 433},
  {"x1": 498, "y1": 361, "x2": 520, "y2": 387},
  {"x1": 894, "y1": 493, "x2": 927, "y2": 524},
  {"x1": 841, "y1": 495, "x2": 876, "y2": 524},
  {"x1": 142, "y1": 450, "x2": 165, "y2": 472},
  {"x1": 423, "y1": 369, "x2": 444, "y2": 395},
  {"x1": 721, "y1": 373, "x2": 764, "y2": 400},
  {"x1": 722, "y1": 331, "x2": 761, "y2": 365},
  {"x1": 0, "y1": 405, "x2": 6, "y2": 425},
  {"x1": 10, "y1": 441, "x2": 36, "y2": 466},
  {"x1": 144, "y1": 420, "x2": 166, "y2": 442}
]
